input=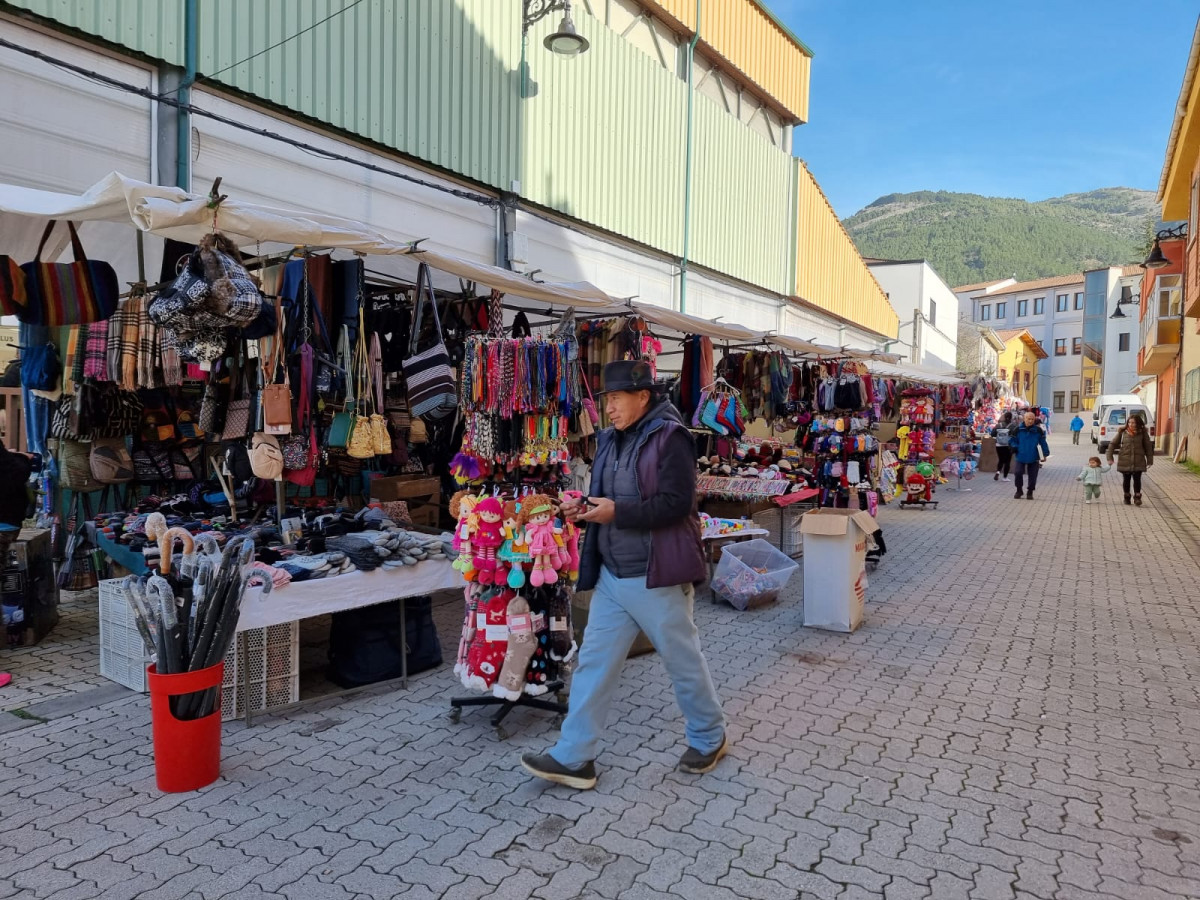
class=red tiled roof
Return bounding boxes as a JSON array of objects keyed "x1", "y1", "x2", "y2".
[
  {"x1": 984, "y1": 274, "x2": 1085, "y2": 297},
  {"x1": 953, "y1": 278, "x2": 1008, "y2": 293}
]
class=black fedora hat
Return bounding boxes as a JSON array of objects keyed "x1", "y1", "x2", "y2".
[{"x1": 598, "y1": 359, "x2": 659, "y2": 394}]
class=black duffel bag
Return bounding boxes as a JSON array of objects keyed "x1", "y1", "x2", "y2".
[{"x1": 327, "y1": 595, "x2": 442, "y2": 688}]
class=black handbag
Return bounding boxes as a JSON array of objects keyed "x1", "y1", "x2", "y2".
[
  {"x1": 402, "y1": 263, "x2": 456, "y2": 421},
  {"x1": 327, "y1": 595, "x2": 442, "y2": 688}
]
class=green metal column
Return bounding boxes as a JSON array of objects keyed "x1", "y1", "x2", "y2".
[
  {"x1": 679, "y1": 0, "x2": 700, "y2": 313},
  {"x1": 176, "y1": 0, "x2": 198, "y2": 190}
]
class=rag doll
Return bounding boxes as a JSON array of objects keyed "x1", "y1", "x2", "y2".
[
  {"x1": 450, "y1": 490, "x2": 479, "y2": 580},
  {"x1": 496, "y1": 499, "x2": 529, "y2": 588},
  {"x1": 521, "y1": 493, "x2": 562, "y2": 587},
  {"x1": 471, "y1": 497, "x2": 505, "y2": 585},
  {"x1": 557, "y1": 491, "x2": 584, "y2": 581}
]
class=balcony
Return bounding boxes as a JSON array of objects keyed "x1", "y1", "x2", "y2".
[{"x1": 1137, "y1": 315, "x2": 1182, "y2": 376}]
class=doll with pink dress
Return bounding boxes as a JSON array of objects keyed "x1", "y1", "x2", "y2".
[
  {"x1": 471, "y1": 497, "x2": 505, "y2": 585},
  {"x1": 520, "y1": 493, "x2": 561, "y2": 587}
]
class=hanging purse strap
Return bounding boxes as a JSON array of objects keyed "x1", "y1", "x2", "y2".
[
  {"x1": 33, "y1": 220, "x2": 89, "y2": 264},
  {"x1": 409, "y1": 262, "x2": 445, "y2": 354},
  {"x1": 296, "y1": 343, "x2": 313, "y2": 433}
]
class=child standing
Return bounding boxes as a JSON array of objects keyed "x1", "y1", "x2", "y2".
[{"x1": 1076, "y1": 456, "x2": 1110, "y2": 504}]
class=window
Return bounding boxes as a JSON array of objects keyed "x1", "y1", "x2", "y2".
[
  {"x1": 1054, "y1": 338, "x2": 1067, "y2": 356},
  {"x1": 999, "y1": 368, "x2": 1007, "y2": 380},
  {"x1": 1034, "y1": 297, "x2": 1045, "y2": 315},
  {"x1": 1108, "y1": 408, "x2": 1128, "y2": 426},
  {"x1": 995, "y1": 302, "x2": 1006, "y2": 319},
  {"x1": 1157, "y1": 274, "x2": 1182, "y2": 317},
  {"x1": 1056, "y1": 294, "x2": 1068, "y2": 312},
  {"x1": 928, "y1": 299, "x2": 936, "y2": 327},
  {"x1": 980, "y1": 304, "x2": 991, "y2": 321},
  {"x1": 1070, "y1": 391, "x2": 1080, "y2": 412},
  {"x1": 1072, "y1": 337, "x2": 1082, "y2": 355},
  {"x1": 1023, "y1": 372, "x2": 1031, "y2": 392},
  {"x1": 1074, "y1": 292, "x2": 1084, "y2": 310},
  {"x1": 1085, "y1": 377, "x2": 1094, "y2": 396},
  {"x1": 1053, "y1": 392, "x2": 1065, "y2": 413},
  {"x1": 1119, "y1": 332, "x2": 1130, "y2": 352},
  {"x1": 1017, "y1": 299, "x2": 1028, "y2": 317}
]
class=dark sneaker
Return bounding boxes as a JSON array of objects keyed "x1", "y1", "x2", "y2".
[
  {"x1": 1026, "y1": 491, "x2": 1034, "y2": 500},
  {"x1": 679, "y1": 734, "x2": 729, "y2": 774},
  {"x1": 520, "y1": 752, "x2": 597, "y2": 790},
  {"x1": 1014, "y1": 490, "x2": 1024, "y2": 499}
]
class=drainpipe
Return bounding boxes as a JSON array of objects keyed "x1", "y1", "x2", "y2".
[
  {"x1": 177, "y1": 0, "x2": 198, "y2": 190},
  {"x1": 680, "y1": 0, "x2": 701, "y2": 313}
]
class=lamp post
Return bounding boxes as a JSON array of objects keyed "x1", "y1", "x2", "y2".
[
  {"x1": 523, "y1": 1, "x2": 589, "y2": 55},
  {"x1": 1144, "y1": 224, "x2": 1188, "y2": 268},
  {"x1": 1110, "y1": 288, "x2": 1138, "y2": 319}
]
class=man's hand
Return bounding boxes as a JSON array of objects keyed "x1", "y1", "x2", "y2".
[
  {"x1": 559, "y1": 496, "x2": 587, "y2": 523},
  {"x1": 578, "y1": 497, "x2": 616, "y2": 524}
]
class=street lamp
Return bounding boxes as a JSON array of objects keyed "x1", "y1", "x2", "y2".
[
  {"x1": 1143, "y1": 224, "x2": 1188, "y2": 269},
  {"x1": 1111, "y1": 287, "x2": 1138, "y2": 318},
  {"x1": 523, "y1": 1, "x2": 590, "y2": 56}
]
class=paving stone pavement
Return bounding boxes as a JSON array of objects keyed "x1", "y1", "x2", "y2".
[{"x1": 2, "y1": 430, "x2": 1199, "y2": 899}]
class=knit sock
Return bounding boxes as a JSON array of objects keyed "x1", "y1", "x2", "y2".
[
  {"x1": 493, "y1": 594, "x2": 537, "y2": 701},
  {"x1": 546, "y1": 586, "x2": 576, "y2": 662}
]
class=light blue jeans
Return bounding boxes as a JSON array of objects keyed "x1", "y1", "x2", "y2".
[{"x1": 551, "y1": 566, "x2": 725, "y2": 768}]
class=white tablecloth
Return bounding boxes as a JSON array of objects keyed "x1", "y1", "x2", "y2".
[{"x1": 236, "y1": 559, "x2": 460, "y2": 631}]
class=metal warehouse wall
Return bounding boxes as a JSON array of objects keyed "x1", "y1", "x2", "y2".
[{"x1": 794, "y1": 158, "x2": 898, "y2": 339}]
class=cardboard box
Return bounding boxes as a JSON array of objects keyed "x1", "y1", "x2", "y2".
[
  {"x1": 799, "y1": 509, "x2": 877, "y2": 633},
  {"x1": 369, "y1": 475, "x2": 441, "y2": 502}
]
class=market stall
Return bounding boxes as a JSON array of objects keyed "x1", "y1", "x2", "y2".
[{"x1": 1, "y1": 173, "x2": 905, "y2": 727}]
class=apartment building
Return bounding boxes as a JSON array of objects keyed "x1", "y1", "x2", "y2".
[
  {"x1": 866, "y1": 259, "x2": 960, "y2": 371},
  {"x1": 960, "y1": 274, "x2": 1086, "y2": 414}
]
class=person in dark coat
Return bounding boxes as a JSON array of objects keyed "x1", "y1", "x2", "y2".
[
  {"x1": 0, "y1": 440, "x2": 35, "y2": 688},
  {"x1": 1107, "y1": 414, "x2": 1154, "y2": 506},
  {"x1": 1011, "y1": 410, "x2": 1050, "y2": 500},
  {"x1": 522, "y1": 361, "x2": 726, "y2": 790}
]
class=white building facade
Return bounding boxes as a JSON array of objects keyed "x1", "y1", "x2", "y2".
[
  {"x1": 867, "y1": 259, "x2": 960, "y2": 371},
  {"x1": 960, "y1": 274, "x2": 1086, "y2": 414}
]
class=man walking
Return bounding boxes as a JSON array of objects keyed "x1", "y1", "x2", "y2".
[
  {"x1": 1012, "y1": 410, "x2": 1050, "y2": 500},
  {"x1": 1069, "y1": 413, "x2": 1084, "y2": 445},
  {"x1": 521, "y1": 360, "x2": 726, "y2": 790}
]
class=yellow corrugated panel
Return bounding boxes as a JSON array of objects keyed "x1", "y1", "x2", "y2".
[
  {"x1": 794, "y1": 160, "x2": 898, "y2": 338},
  {"x1": 648, "y1": 0, "x2": 810, "y2": 122}
]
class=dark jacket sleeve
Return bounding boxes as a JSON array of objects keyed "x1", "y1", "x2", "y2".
[
  {"x1": 615, "y1": 429, "x2": 695, "y2": 530},
  {"x1": 1038, "y1": 428, "x2": 1050, "y2": 458},
  {"x1": 1144, "y1": 431, "x2": 1155, "y2": 464}
]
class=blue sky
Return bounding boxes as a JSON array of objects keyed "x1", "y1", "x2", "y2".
[{"x1": 771, "y1": 0, "x2": 1200, "y2": 218}]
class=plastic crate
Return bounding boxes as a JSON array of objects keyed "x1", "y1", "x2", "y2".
[
  {"x1": 711, "y1": 538, "x2": 799, "y2": 610},
  {"x1": 751, "y1": 506, "x2": 805, "y2": 558},
  {"x1": 221, "y1": 622, "x2": 299, "y2": 720},
  {"x1": 98, "y1": 578, "x2": 149, "y2": 693}
]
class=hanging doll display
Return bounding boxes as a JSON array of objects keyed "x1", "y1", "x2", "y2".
[{"x1": 520, "y1": 493, "x2": 562, "y2": 587}]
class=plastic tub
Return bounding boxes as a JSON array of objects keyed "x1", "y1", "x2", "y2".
[
  {"x1": 147, "y1": 662, "x2": 224, "y2": 792},
  {"x1": 711, "y1": 539, "x2": 799, "y2": 610}
]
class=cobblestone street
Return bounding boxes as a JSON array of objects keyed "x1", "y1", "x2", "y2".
[{"x1": 2, "y1": 430, "x2": 1199, "y2": 900}]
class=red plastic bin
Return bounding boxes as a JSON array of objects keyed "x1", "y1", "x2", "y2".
[{"x1": 146, "y1": 662, "x2": 224, "y2": 792}]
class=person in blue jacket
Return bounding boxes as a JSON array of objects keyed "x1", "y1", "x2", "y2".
[
  {"x1": 1069, "y1": 414, "x2": 1085, "y2": 444},
  {"x1": 1012, "y1": 410, "x2": 1050, "y2": 500}
]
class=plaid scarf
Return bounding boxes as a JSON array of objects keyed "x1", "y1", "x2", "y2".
[
  {"x1": 119, "y1": 295, "x2": 140, "y2": 390},
  {"x1": 82, "y1": 320, "x2": 109, "y2": 380},
  {"x1": 106, "y1": 299, "x2": 125, "y2": 382}
]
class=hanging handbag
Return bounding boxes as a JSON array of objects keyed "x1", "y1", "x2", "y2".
[
  {"x1": 0, "y1": 255, "x2": 28, "y2": 316},
  {"x1": 18, "y1": 221, "x2": 119, "y2": 326},
  {"x1": 20, "y1": 342, "x2": 61, "y2": 391},
  {"x1": 285, "y1": 428, "x2": 318, "y2": 488},
  {"x1": 56, "y1": 438, "x2": 99, "y2": 492},
  {"x1": 282, "y1": 344, "x2": 314, "y2": 470},
  {"x1": 260, "y1": 295, "x2": 293, "y2": 435},
  {"x1": 402, "y1": 262, "x2": 457, "y2": 420},
  {"x1": 221, "y1": 350, "x2": 252, "y2": 441},
  {"x1": 89, "y1": 437, "x2": 135, "y2": 485}
]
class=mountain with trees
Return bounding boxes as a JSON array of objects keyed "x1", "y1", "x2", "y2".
[{"x1": 843, "y1": 188, "x2": 1159, "y2": 287}]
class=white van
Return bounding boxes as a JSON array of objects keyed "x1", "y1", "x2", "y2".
[
  {"x1": 1090, "y1": 393, "x2": 1143, "y2": 444},
  {"x1": 1096, "y1": 404, "x2": 1154, "y2": 454}
]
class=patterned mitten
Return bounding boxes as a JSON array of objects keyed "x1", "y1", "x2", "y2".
[
  {"x1": 493, "y1": 594, "x2": 537, "y2": 701},
  {"x1": 453, "y1": 585, "x2": 480, "y2": 679}
]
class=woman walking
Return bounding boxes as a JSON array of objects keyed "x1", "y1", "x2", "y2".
[
  {"x1": 1107, "y1": 414, "x2": 1154, "y2": 506},
  {"x1": 992, "y1": 411, "x2": 1014, "y2": 481}
]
